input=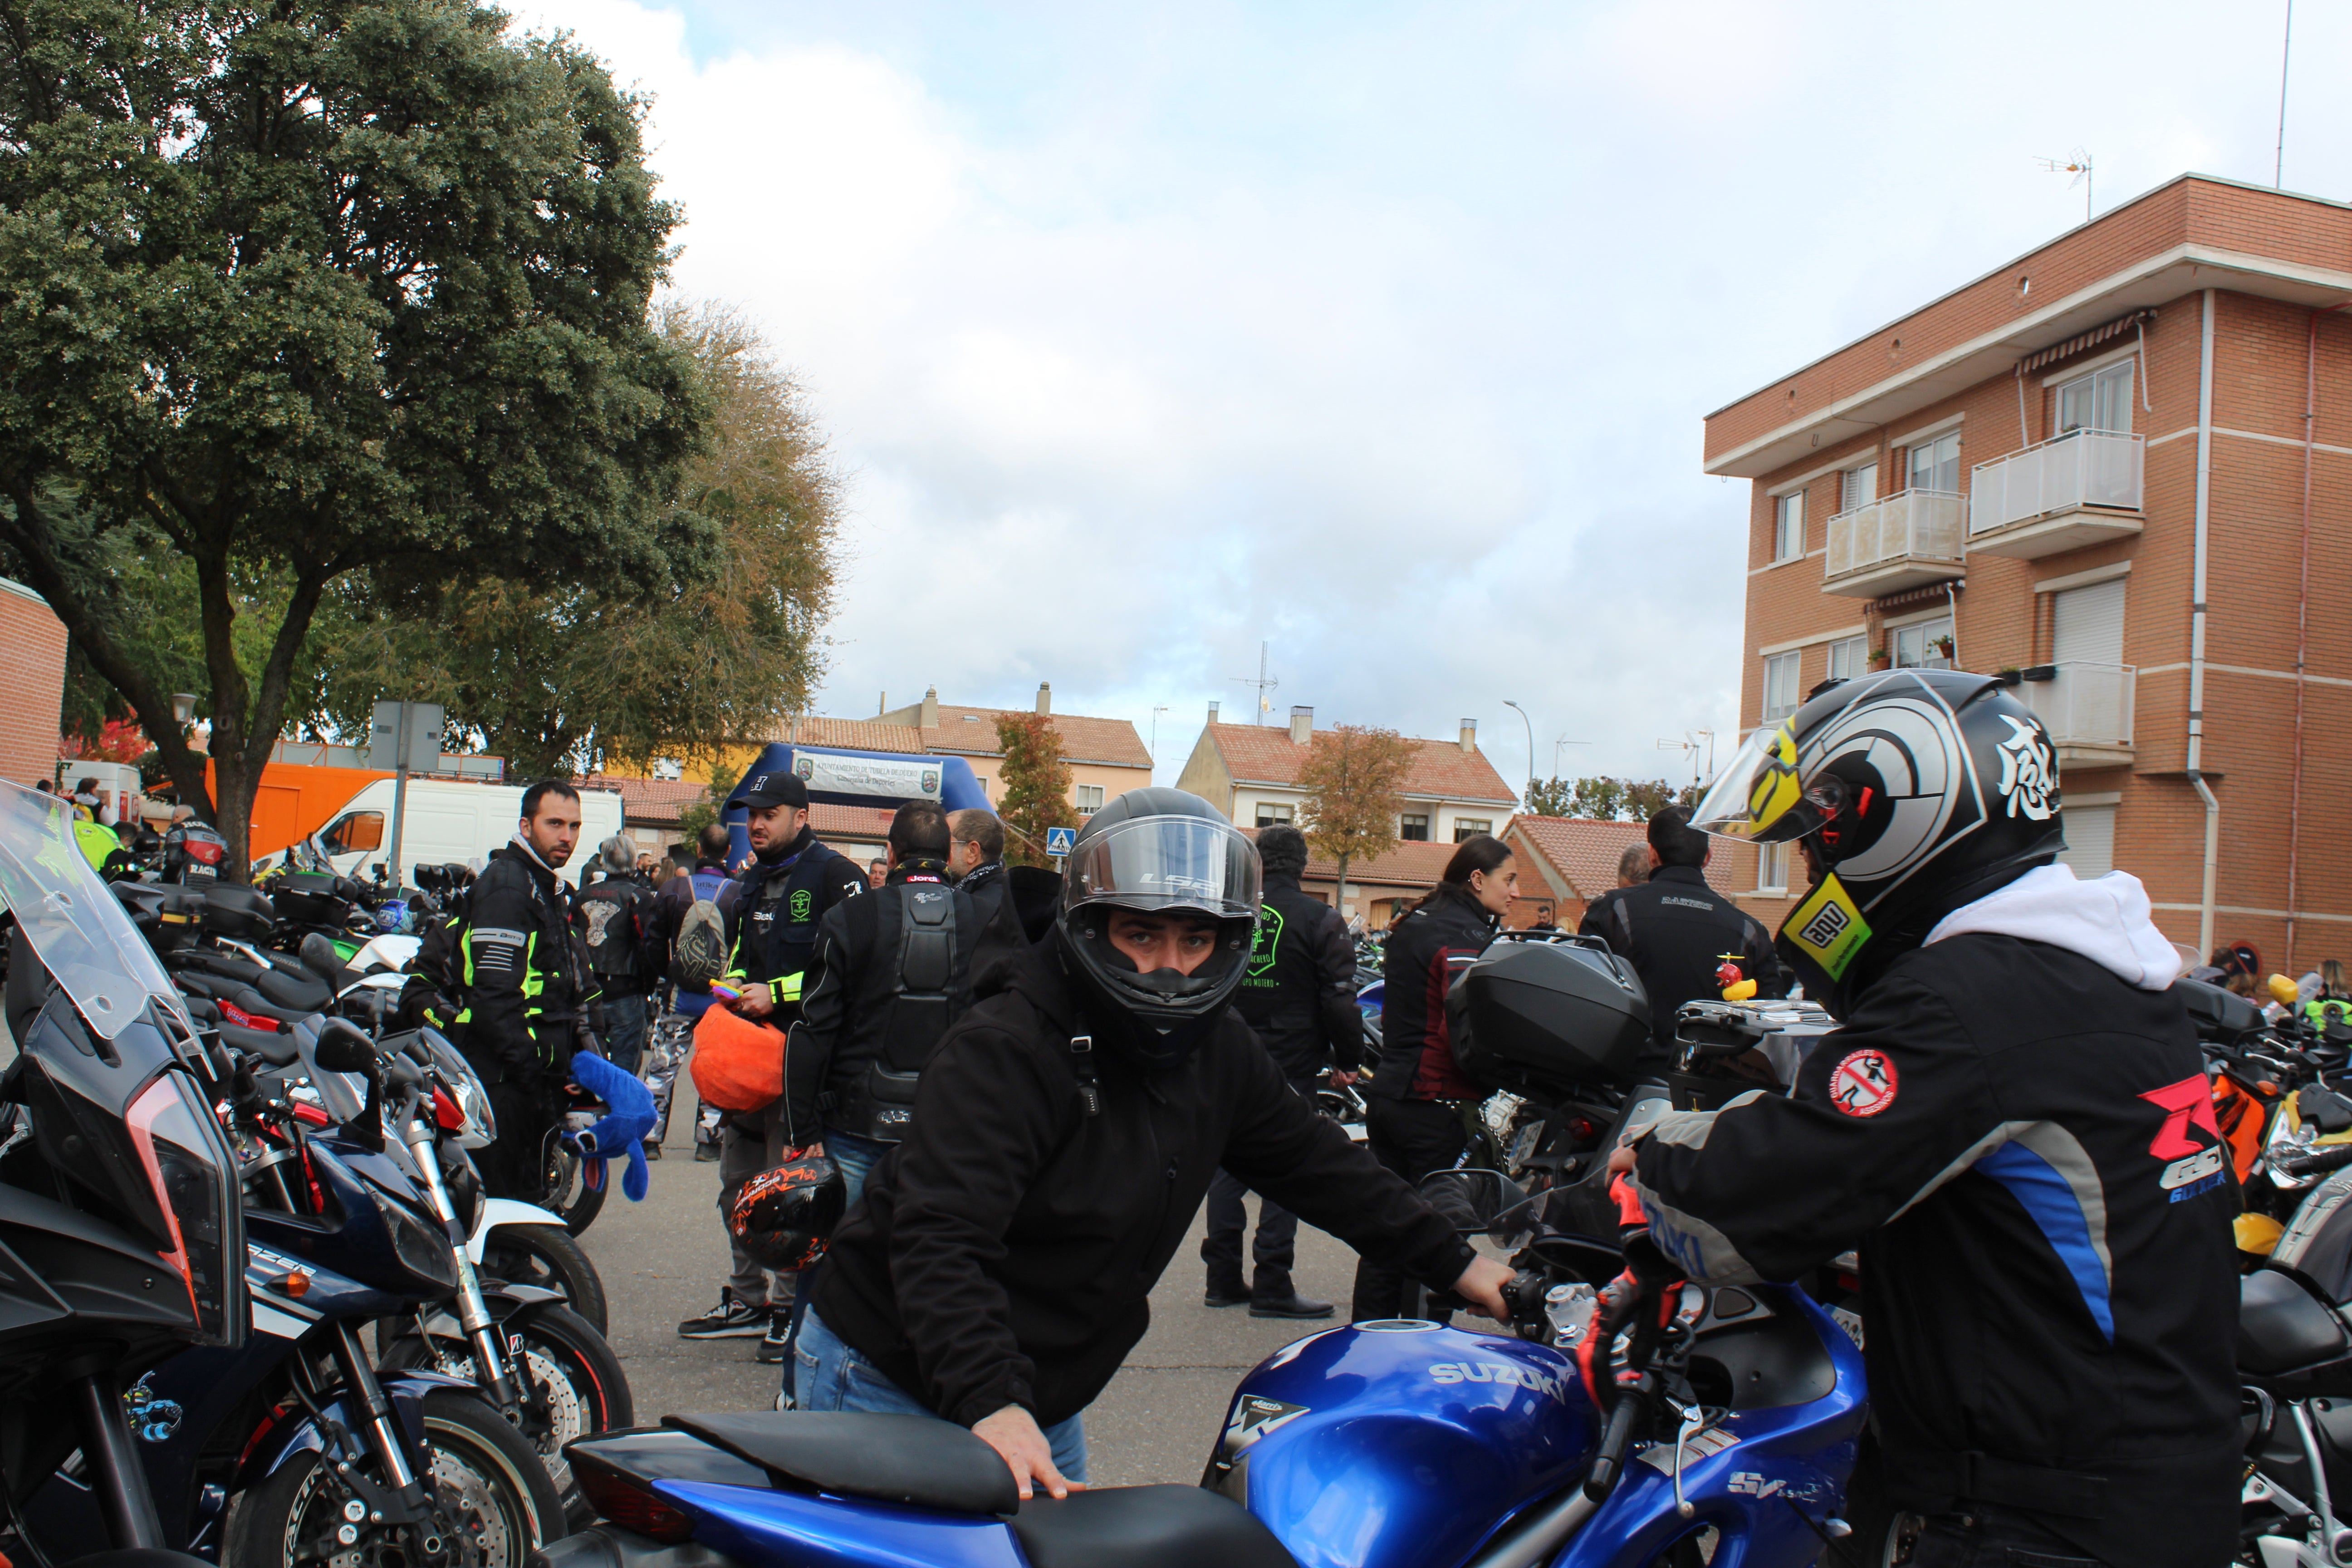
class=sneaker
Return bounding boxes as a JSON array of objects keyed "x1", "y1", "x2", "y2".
[
  {"x1": 693, "y1": 1140, "x2": 720, "y2": 1162},
  {"x1": 755, "y1": 1306, "x2": 792, "y2": 1363},
  {"x1": 643, "y1": 1141, "x2": 664, "y2": 1162},
  {"x1": 677, "y1": 1289, "x2": 766, "y2": 1339}
]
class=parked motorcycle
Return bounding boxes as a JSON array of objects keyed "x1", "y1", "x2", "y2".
[{"x1": 0, "y1": 784, "x2": 245, "y2": 1568}]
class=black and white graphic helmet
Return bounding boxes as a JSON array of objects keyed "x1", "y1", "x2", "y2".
[{"x1": 1689, "y1": 669, "x2": 2066, "y2": 1012}]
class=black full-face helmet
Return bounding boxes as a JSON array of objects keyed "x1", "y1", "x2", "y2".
[
  {"x1": 1688, "y1": 668, "x2": 2066, "y2": 1015},
  {"x1": 1054, "y1": 788, "x2": 1262, "y2": 1063}
]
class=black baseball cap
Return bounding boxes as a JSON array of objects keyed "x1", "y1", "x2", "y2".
[{"x1": 741, "y1": 771, "x2": 811, "y2": 811}]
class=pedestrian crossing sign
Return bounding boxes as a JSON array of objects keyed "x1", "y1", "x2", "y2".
[{"x1": 1046, "y1": 826, "x2": 1078, "y2": 858}]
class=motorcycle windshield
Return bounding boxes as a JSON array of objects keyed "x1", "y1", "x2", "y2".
[{"x1": 0, "y1": 783, "x2": 188, "y2": 1043}]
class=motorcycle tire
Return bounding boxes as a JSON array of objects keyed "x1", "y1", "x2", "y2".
[
  {"x1": 541, "y1": 1134, "x2": 609, "y2": 1236},
  {"x1": 224, "y1": 1388, "x2": 564, "y2": 1568},
  {"x1": 479, "y1": 1223, "x2": 609, "y2": 1335},
  {"x1": 1828, "y1": 1433, "x2": 1924, "y2": 1568},
  {"x1": 382, "y1": 1303, "x2": 633, "y2": 1534}
]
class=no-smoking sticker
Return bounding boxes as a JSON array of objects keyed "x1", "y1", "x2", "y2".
[{"x1": 1828, "y1": 1049, "x2": 1899, "y2": 1117}]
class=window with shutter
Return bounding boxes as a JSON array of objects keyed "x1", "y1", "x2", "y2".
[
  {"x1": 2053, "y1": 579, "x2": 2126, "y2": 666},
  {"x1": 1841, "y1": 462, "x2": 1878, "y2": 511}
]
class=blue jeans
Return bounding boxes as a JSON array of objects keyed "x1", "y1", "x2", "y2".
[
  {"x1": 794, "y1": 1308, "x2": 1088, "y2": 1484},
  {"x1": 826, "y1": 1128, "x2": 887, "y2": 1210},
  {"x1": 600, "y1": 991, "x2": 647, "y2": 1076}
]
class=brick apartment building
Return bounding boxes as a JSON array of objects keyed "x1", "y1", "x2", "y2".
[{"x1": 1705, "y1": 173, "x2": 2352, "y2": 973}]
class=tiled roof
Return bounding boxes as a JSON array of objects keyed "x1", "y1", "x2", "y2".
[
  {"x1": 921, "y1": 706, "x2": 1153, "y2": 770},
  {"x1": 587, "y1": 774, "x2": 710, "y2": 826},
  {"x1": 1204, "y1": 724, "x2": 1516, "y2": 806},
  {"x1": 811, "y1": 803, "x2": 894, "y2": 846},
  {"x1": 1508, "y1": 815, "x2": 1738, "y2": 902},
  {"x1": 772, "y1": 716, "x2": 926, "y2": 753}
]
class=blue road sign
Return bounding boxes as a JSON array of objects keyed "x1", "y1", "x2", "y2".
[{"x1": 1046, "y1": 825, "x2": 1078, "y2": 858}]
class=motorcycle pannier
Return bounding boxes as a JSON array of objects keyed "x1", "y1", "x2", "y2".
[
  {"x1": 270, "y1": 871, "x2": 347, "y2": 926},
  {"x1": 1451, "y1": 939, "x2": 1650, "y2": 1096}
]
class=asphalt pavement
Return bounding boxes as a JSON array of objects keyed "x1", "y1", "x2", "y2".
[{"x1": 590, "y1": 1103, "x2": 1362, "y2": 1485}]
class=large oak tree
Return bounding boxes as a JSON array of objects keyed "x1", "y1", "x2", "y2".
[{"x1": 0, "y1": 0, "x2": 708, "y2": 871}]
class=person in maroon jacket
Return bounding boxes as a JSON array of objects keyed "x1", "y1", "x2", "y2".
[{"x1": 1350, "y1": 833, "x2": 1517, "y2": 1321}]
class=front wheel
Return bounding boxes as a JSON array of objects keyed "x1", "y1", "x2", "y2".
[
  {"x1": 479, "y1": 1222, "x2": 608, "y2": 1334},
  {"x1": 225, "y1": 1389, "x2": 564, "y2": 1567},
  {"x1": 384, "y1": 1303, "x2": 633, "y2": 1533}
]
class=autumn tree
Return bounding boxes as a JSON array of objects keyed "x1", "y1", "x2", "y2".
[
  {"x1": 301, "y1": 302, "x2": 841, "y2": 776},
  {"x1": 0, "y1": 0, "x2": 706, "y2": 873},
  {"x1": 1297, "y1": 725, "x2": 1416, "y2": 915},
  {"x1": 995, "y1": 713, "x2": 1078, "y2": 868},
  {"x1": 1523, "y1": 776, "x2": 1699, "y2": 821}
]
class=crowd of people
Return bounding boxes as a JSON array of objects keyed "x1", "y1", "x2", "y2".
[{"x1": 365, "y1": 667, "x2": 2279, "y2": 1562}]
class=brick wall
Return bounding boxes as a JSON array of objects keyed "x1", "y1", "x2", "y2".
[{"x1": 0, "y1": 581, "x2": 65, "y2": 792}]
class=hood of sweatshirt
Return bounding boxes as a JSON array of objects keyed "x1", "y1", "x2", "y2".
[{"x1": 1923, "y1": 862, "x2": 2181, "y2": 991}]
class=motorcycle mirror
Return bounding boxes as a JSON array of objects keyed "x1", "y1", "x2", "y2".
[
  {"x1": 1419, "y1": 1168, "x2": 1531, "y2": 1238},
  {"x1": 2177, "y1": 978, "x2": 2263, "y2": 1044},
  {"x1": 2272, "y1": 974, "x2": 2304, "y2": 1008},
  {"x1": 312, "y1": 1019, "x2": 378, "y2": 1075}
]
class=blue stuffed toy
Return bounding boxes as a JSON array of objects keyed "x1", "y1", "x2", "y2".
[{"x1": 567, "y1": 1050, "x2": 657, "y2": 1202}]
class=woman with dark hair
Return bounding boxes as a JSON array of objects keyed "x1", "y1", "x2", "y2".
[{"x1": 1351, "y1": 833, "x2": 1517, "y2": 1321}]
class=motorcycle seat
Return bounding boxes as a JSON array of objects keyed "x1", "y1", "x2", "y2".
[
  {"x1": 1011, "y1": 1486, "x2": 1297, "y2": 1568},
  {"x1": 2240, "y1": 1267, "x2": 2350, "y2": 1375},
  {"x1": 249, "y1": 963, "x2": 333, "y2": 1015},
  {"x1": 664, "y1": 1412, "x2": 1019, "y2": 1514}
]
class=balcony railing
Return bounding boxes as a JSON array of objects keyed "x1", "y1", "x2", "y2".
[
  {"x1": 1970, "y1": 429, "x2": 2144, "y2": 535},
  {"x1": 2023, "y1": 661, "x2": 2135, "y2": 750},
  {"x1": 1823, "y1": 489, "x2": 1966, "y2": 587}
]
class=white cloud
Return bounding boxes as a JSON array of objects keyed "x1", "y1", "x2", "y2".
[{"x1": 519, "y1": 0, "x2": 2350, "y2": 790}]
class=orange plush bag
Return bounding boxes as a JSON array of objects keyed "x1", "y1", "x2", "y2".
[{"x1": 690, "y1": 1004, "x2": 787, "y2": 1112}]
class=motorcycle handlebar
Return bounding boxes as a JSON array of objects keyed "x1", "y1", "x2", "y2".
[{"x1": 2279, "y1": 1143, "x2": 2352, "y2": 1179}]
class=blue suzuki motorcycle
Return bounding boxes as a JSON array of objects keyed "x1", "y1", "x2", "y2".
[{"x1": 544, "y1": 1177, "x2": 1865, "y2": 1568}]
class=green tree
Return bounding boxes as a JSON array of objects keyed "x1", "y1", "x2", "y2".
[
  {"x1": 0, "y1": 0, "x2": 706, "y2": 873},
  {"x1": 676, "y1": 760, "x2": 741, "y2": 847},
  {"x1": 1524, "y1": 775, "x2": 1575, "y2": 816},
  {"x1": 995, "y1": 713, "x2": 1077, "y2": 869},
  {"x1": 1297, "y1": 724, "x2": 1415, "y2": 916},
  {"x1": 297, "y1": 301, "x2": 840, "y2": 777}
]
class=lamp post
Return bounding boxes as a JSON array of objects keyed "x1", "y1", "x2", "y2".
[
  {"x1": 1502, "y1": 701, "x2": 1534, "y2": 804},
  {"x1": 171, "y1": 692, "x2": 198, "y2": 727}
]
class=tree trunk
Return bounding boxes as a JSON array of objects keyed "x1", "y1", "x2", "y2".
[{"x1": 1335, "y1": 852, "x2": 1351, "y2": 919}]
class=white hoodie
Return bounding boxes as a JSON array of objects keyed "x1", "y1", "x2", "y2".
[{"x1": 1923, "y1": 862, "x2": 2181, "y2": 991}]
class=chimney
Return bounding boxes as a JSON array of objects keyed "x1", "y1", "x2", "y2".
[
  {"x1": 1289, "y1": 706, "x2": 1313, "y2": 745},
  {"x1": 1036, "y1": 681, "x2": 1052, "y2": 716},
  {"x1": 1459, "y1": 718, "x2": 1477, "y2": 755},
  {"x1": 921, "y1": 686, "x2": 939, "y2": 730},
  {"x1": 1208, "y1": 700, "x2": 1220, "y2": 725}
]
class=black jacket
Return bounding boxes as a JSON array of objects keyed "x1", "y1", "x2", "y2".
[
  {"x1": 956, "y1": 859, "x2": 1010, "y2": 933},
  {"x1": 459, "y1": 843, "x2": 595, "y2": 1083},
  {"x1": 647, "y1": 858, "x2": 727, "y2": 975},
  {"x1": 1578, "y1": 864, "x2": 1786, "y2": 1059},
  {"x1": 720, "y1": 828, "x2": 866, "y2": 1010},
  {"x1": 575, "y1": 873, "x2": 654, "y2": 997},
  {"x1": 814, "y1": 939, "x2": 1476, "y2": 1428},
  {"x1": 1630, "y1": 934, "x2": 2239, "y2": 1567},
  {"x1": 784, "y1": 860, "x2": 980, "y2": 1146},
  {"x1": 1365, "y1": 891, "x2": 1494, "y2": 1102},
  {"x1": 1235, "y1": 871, "x2": 1363, "y2": 1079}
]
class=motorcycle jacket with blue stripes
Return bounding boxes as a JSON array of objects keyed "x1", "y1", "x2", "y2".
[{"x1": 1628, "y1": 925, "x2": 2239, "y2": 1568}]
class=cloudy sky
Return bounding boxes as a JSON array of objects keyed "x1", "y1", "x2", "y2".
[{"x1": 519, "y1": 0, "x2": 2349, "y2": 794}]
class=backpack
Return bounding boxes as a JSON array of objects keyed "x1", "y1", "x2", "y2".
[
  {"x1": 670, "y1": 868, "x2": 732, "y2": 991},
  {"x1": 847, "y1": 880, "x2": 974, "y2": 1142},
  {"x1": 580, "y1": 880, "x2": 647, "y2": 981}
]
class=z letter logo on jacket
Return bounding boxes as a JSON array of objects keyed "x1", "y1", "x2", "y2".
[{"x1": 2141, "y1": 1075, "x2": 2228, "y2": 1201}]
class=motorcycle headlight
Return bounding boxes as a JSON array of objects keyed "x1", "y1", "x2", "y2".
[
  {"x1": 383, "y1": 1193, "x2": 459, "y2": 1292},
  {"x1": 126, "y1": 1069, "x2": 249, "y2": 1347}
]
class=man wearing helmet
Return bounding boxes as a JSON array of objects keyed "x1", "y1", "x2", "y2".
[
  {"x1": 1608, "y1": 671, "x2": 2237, "y2": 1568},
  {"x1": 801, "y1": 789, "x2": 1515, "y2": 1500}
]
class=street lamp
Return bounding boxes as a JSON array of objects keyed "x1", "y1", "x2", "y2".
[
  {"x1": 171, "y1": 692, "x2": 198, "y2": 727},
  {"x1": 1502, "y1": 701, "x2": 1534, "y2": 802}
]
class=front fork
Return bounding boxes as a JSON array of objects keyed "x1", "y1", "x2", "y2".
[
  {"x1": 405, "y1": 1122, "x2": 523, "y2": 1416},
  {"x1": 304, "y1": 1322, "x2": 454, "y2": 1559}
]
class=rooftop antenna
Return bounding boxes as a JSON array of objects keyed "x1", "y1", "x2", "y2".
[
  {"x1": 2035, "y1": 150, "x2": 2093, "y2": 223},
  {"x1": 1230, "y1": 642, "x2": 1279, "y2": 725},
  {"x1": 2276, "y1": 0, "x2": 2293, "y2": 188}
]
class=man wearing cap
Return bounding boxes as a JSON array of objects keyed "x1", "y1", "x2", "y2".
[{"x1": 678, "y1": 769, "x2": 868, "y2": 1352}]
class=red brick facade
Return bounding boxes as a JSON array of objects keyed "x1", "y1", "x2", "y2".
[
  {"x1": 1707, "y1": 175, "x2": 2352, "y2": 975},
  {"x1": 0, "y1": 580, "x2": 65, "y2": 793}
]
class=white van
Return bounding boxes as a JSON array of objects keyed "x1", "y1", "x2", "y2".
[{"x1": 310, "y1": 779, "x2": 624, "y2": 889}]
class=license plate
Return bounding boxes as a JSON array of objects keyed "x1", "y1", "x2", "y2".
[
  {"x1": 1830, "y1": 1306, "x2": 1866, "y2": 1351},
  {"x1": 1509, "y1": 1122, "x2": 1545, "y2": 1167}
]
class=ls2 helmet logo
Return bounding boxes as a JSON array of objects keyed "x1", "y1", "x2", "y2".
[{"x1": 1994, "y1": 715, "x2": 2058, "y2": 820}]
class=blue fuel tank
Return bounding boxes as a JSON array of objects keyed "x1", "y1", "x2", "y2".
[{"x1": 1206, "y1": 1321, "x2": 1598, "y2": 1568}]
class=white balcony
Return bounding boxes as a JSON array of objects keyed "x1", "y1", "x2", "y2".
[
  {"x1": 2022, "y1": 661, "x2": 2135, "y2": 768},
  {"x1": 1822, "y1": 489, "x2": 1967, "y2": 598},
  {"x1": 1969, "y1": 430, "x2": 2145, "y2": 559}
]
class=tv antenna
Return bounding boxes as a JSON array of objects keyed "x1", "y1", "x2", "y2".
[
  {"x1": 1656, "y1": 730, "x2": 1716, "y2": 787},
  {"x1": 1231, "y1": 642, "x2": 1279, "y2": 725},
  {"x1": 2035, "y1": 150, "x2": 2093, "y2": 223}
]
